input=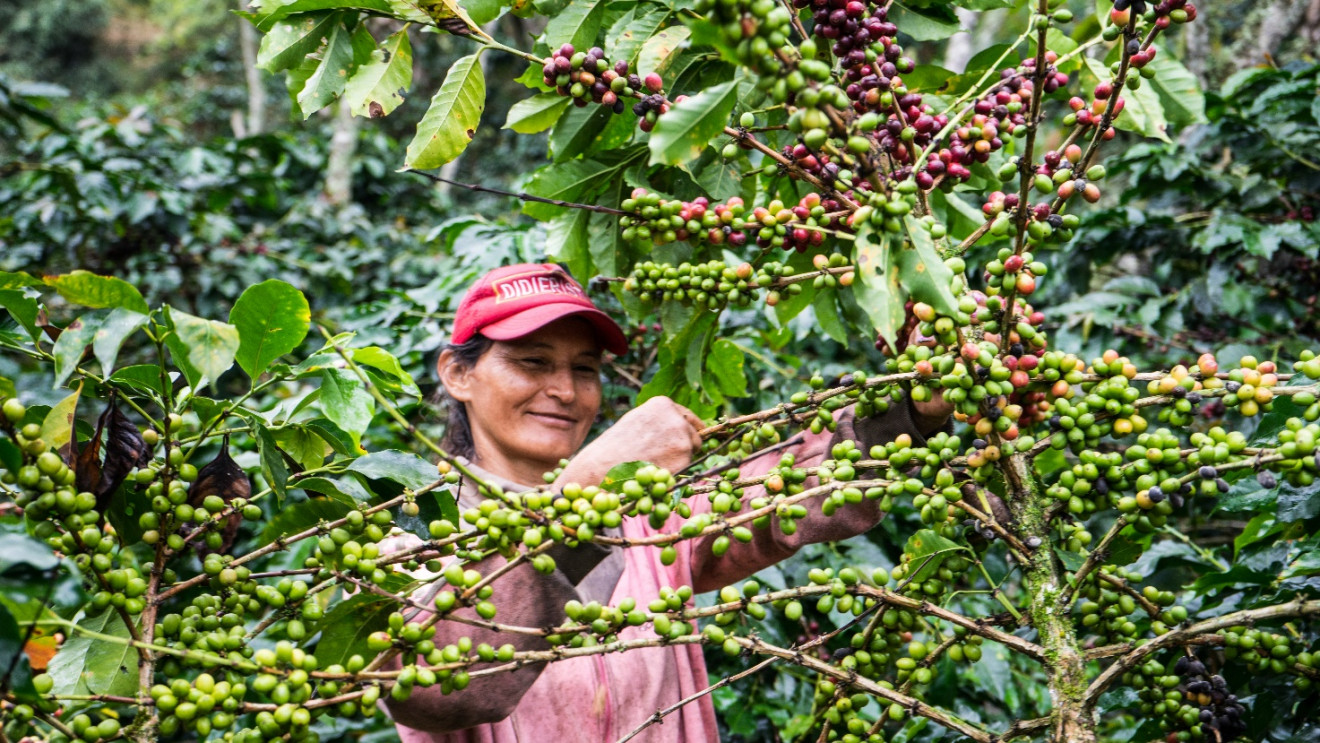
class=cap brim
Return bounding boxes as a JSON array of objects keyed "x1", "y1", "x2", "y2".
[{"x1": 479, "y1": 303, "x2": 630, "y2": 356}]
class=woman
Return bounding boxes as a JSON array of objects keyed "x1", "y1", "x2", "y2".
[{"x1": 385, "y1": 263, "x2": 951, "y2": 742}]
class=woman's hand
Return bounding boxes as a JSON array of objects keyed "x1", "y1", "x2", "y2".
[{"x1": 553, "y1": 396, "x2": 704, "y2": 488}]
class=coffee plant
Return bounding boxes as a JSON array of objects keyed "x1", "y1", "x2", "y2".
[{"x1": 2, "y1": 1, "x2": 1318, "y2": 742}]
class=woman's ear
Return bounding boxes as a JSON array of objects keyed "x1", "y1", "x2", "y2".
[{"x1": 437, "y1": 349, "x2": 474, "y2": 403}]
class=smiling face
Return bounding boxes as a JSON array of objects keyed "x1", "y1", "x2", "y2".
[{"x1": 438, "y1": 316, "x2": 603, "y2": 485}]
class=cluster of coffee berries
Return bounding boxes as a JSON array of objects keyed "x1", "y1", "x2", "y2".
[
  {"x1": 1110, "y1": 0, "x2": 1198, "y2": 31},
  {"x1": 801, "y1": 2, "x2": 913, "y2": 108},
  {"x1": 1223, "y1": 626, "x2": 1315, "y2": 688},
  {"x1": 1065, "y1": 80, "x2": 1126, "y2": 135},
  {"x1": 624, "y1": 258, "x2": 778, "y2": 310},
  {"x1": 1072, "y1": 565, "x2": 1181, "y2": 642},
  {"x1": 543, "y1": 44, "x2": 644, "y2": 114},
  {"x1": 541, "y1": 44, "x2": 675, "y2": 131},
  {"x1": 692, "y1": 0, "x2": 794, "y2": 74},
  {"x1": 1132, "y1": 654, "x2": 1247, "y2": 741},
  {"x1": 619, "y1": 192, "x2": 748, "y2": 248}
]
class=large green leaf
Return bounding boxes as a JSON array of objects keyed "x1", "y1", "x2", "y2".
[
  {"x1": 230, "y1": 280, "x2": 311, "y2": 381},
  {"x1": 319, "y1": 368, "x2": 375, "y2": 445},
  {"x1": 543, "y1": 0, "x2": 604, "y2": 52},
  {"x1": 43, "y1": 271, "x2": 149, "y2": 315},
  {"x1": 51, "y1": 314, "x2": 103, "y2": 389},
  {"x1": 164, "y1": 307, "x2": 240, "y2": 393},
  {"x1": 851, "y1": 223, "x2": 905, "y2": 350},
  {"x1": 1146, "y1": 46, "x2": 1206, "y2": 127},
  {"x1": 260, "y1": 497, "x2": 351, "y2": 544},
  {"x1": 257, "y1": 11, "x2": 345, "y2": 73},
  {"x1": 295, "y1": 18, "x2": 370, "y2": 117},
  {"x1": 405, "y1": 52, "x2": 486, "y2": 169},
  {"x1": 0, "y1": 290, "x2": 41, "y2": 340},
  {"x1": 92, "y1": 308, "x2": 149, "y2": 377},
  {"x1": 503, "y1": 93, "x2": 572, "y2": 134},
  {"x1": 546, "y1": 207, "x2": 593, "y2": 280},
  {"x1": 1086, "y1": 57, "x2": 1169, "y2": 142},
  {"x1": 251, "y1": 420, "x2": 291, "y2": 502},
  {"x1": 0, "y1": 270, "x2": 43, "y2": 290},
  {"x1": 315, "y1": 593, "x2": 397, "y2": 667},
  {"x1": 40, "y1": 385, "x2": 81, "y2": 454},
  {"x1": 47, "y1": 609, "x2": 140, "y2": 699},
  {"x1": 903, "y1": 529, "x2": 965, "y2": 582},
  {"x1": 344, "y1": 28, "x2": 413, "y2": 118},
  {"x1": 347, "y1": 449, "x2": 440, "y2": 492},
  {"x1": 706, "y1": 338, "x2": 747, "y2": 397},
  {"x1": 637, "y1": 25, "x2": 691, "y2": 84},
  {"x1": 521, "y1": 158, "x2": 620, "y2": 220},
  {"x1": 246, "y1": 0, "x2": 392, "y2": 30},
  {"x1": 648, "y1": 80, "x2": 738, "y2": 166},
  {"x1": 605, "y1": 5, "x2": 670, "y2": 65},
  {"x1": 898, "y1": 217, "x2": 959, "y2": 316},
  {"x1": 548, "y1": 103, "x2": 615, "y2": 163}
]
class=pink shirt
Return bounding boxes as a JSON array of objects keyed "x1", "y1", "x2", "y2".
[{"x1": 391, "y1": 403, "x2": 925, "y2": 742}]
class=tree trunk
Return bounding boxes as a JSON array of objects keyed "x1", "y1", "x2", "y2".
[
  {"x1": 238, "y1": 12, "x2": 265, "y2": 137},
  {"x1": 1004, "y1": 455, "x2": 1097, "y2": 743},
  {"x1": 1181, "y1": 6, "x2": 1210, "y2": 87},
  {"x1": 1249, "y1": 0, "x2": 1310, "y2": 68},
  {"x1": 324, "y1": 96, "x2": 360, "y2": 206}
]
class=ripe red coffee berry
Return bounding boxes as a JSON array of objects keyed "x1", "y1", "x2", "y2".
[{"x1": 644, "y1": 73, "x2": 663, "y2": 92}]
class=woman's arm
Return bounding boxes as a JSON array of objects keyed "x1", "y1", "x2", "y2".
[
  {"x1": 687, "y1": 399, "x2": 949, "y2": 594},
  {"x1": 379, "y1": 537, "x2": 585, "y2": 732}
]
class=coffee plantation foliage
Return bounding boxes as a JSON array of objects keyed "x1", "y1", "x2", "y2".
[{"x1": 2, "y1": 1, "x2": 1320, "y2": 743}]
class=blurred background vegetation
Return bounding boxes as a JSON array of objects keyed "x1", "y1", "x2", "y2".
[{"x1": 2, "y1": 1, "x2": 1318, "y2": 740}]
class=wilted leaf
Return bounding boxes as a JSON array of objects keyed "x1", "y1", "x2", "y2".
[{"x1": 188, "y1": 439, "x2": 251, "y2": 556}]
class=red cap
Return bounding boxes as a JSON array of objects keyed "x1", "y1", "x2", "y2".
[{"x1": 451, "y1": 264, "x2": 629, "y2": 355}]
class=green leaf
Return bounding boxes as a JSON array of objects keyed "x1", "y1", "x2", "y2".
[
  {"x1": 503, "y1": 93, "x2": 572, "y2": 134},
  {"x1": 348, "y1": 450, "x2": 440, "y2": 492},
  {"x1": 43, "y1": 271, "x2": 149, "y2": 315},
  {"x1": 110, "y1": 365, "x2": 167, "y2": 398},
  {"x1": 257, "y1": 11, "x2": 345, "y2": 73},
  {"x1": 40, "y1": 385, "x2": 82, "y2": 454},
  {"x1": 296, "y1": 18, "x2": 365, "y2": 117},
  {"x1": 352, "y1": 347, "x2": 418, "y2": 396},
  {"x1": 164, "y1": 307, "x2": 240, "y2": 393},
  {"x1": 52, "y1": 314, "x2": 104, "y2": 390},
  {"x1": 812, "y1": 291, "x2": 849, "y2": 345},
  {"x1": 252, "y1": 421, "x2": 291, "y2": 503},
  {"x1": 546, "y1": 207, "x2": 593, "y2": 280},
  {"x1": 543, "y1": 0, "x2": 604, "y2": 53},
  {"x1": 344, "y1": 28, "x2": 413, "y2": 118},
  {"x1": 47, "y1": 609, "x2": 140, "y2": 699},
  {"x1": 230, "y1": 279, "x2": 312, "y2": 380},
  {"x1": 261, "y1": 497, "x2": 351, "y2": 544},
  {"x1": 548, "y1": 103, "x2": 616, "y2": 163},
  {"x1": 521, "y1": 154, "x2": 641, "y2": 219},
  {"x1": 0, "y1": 290, "x2": 40, "y2": 340},
  {"x1": 246, "y1": 0, "x2": 392, "y2": 29},
  {"x1": 890, "y1": 2, "x2": 961, "y2": 41},
  {"x1": 273, "y1": 426, "x2": 332, "y2": 471},
  {"x1": 599, "y1": 461, "x2": 646, "y2": 491},
  {"x1": 690, "y1": 147, "x2": 744, "y2": 202},
  {"x1": 898, "y1": 217, "x2": 959, "y2": 315},
  {"x1": 315, "y1": 593, "x2": 397, "y2": 667},
  {"x1": 637, "y1": 25, "x2": 691, "y2": 84},
  {"x1": 0, "y1": 603, "x2": 37, "y2": 702},
  {"x1": 851, "y1": 223, "x2": 905, "y2": 350},
  {"x1": 319, "y1": 368, "x2": 375, "y2": 444},
  {"x1": 404, "y1": 52, "x2": 486, "y2": 169},
  {"x1": 92, "y1": 308, "x2": 148, "y2": 377},
  {"x1": 605, "y1": 5, "x2": 670, "y2": 65},
  {"x1": 707, "y1": 338, "x2": 747, "y2": 397},
  {"x1": 388, "y1": 0, "x2": 478, "y2": 29},
  {"x1": 1086, "y1": 58, "x2": 1169, "y2": 142},
  {"x1": 1146, "y1": 45, "x2": 1205, "y2": 127},
  {"x1": 903, "y1": 529, "x2": 965, "y2": 582},
  {"x1": 649, "y1": 80, "x2": 738, "y2": 166},
  {"x1": 0, "y1": 270, "x2": 43, "y2": 290}
]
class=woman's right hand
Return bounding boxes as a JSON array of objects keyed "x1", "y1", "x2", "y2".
[{"x1": 553, "y1": 396, "x2": 704, "y2": 488}]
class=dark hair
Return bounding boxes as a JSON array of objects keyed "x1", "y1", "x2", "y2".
[{"x1": 436, "y1": 334, "x2": 495, "y2": 460}]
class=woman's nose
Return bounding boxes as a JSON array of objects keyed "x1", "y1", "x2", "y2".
[{"x1": 543, "y1": 366, "x2": 576, "y2": 403}]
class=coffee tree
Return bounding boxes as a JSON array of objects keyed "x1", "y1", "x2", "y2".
[{"x1": 3, "y1": 0, "x2": 1319, "y2": 742}]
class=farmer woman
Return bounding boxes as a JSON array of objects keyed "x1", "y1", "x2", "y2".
[{"x1": 384, "y1": 263, "x2": 951, "y2": 742}]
